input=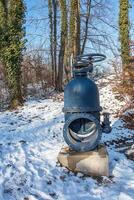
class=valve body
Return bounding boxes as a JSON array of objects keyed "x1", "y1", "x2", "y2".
[{"x1": 63, "y1": 54, "x2": 111, "y2": 152}]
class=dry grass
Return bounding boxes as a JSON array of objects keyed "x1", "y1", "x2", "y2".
[{"x1": 121, "y1": 111, "x2": 134, "y2": 130}]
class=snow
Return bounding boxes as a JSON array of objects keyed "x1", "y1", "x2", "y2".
[{"x1": 0, "y1": 75, "x2": 134, "y2": 200}]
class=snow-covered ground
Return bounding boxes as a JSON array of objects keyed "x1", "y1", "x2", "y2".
[{"x1": 0, "y1": 76, "x2": 134, "y2": 200}]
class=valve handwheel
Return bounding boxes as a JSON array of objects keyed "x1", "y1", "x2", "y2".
[
  {"x1": 73, "y1": 53, "x2": 106, "y2": 74},
  {"x1": 76, "y1": 53, "x2": 106, "y2": 63}
]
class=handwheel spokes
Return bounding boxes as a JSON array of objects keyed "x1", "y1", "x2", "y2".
[{"x1": 75, "y1": 53, "x2": 106, "y2": 64}]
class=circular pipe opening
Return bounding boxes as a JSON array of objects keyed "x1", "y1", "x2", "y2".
[
  {"x1": 68, "y1": 118, "x2": 98, "y2": 143},
  {"x1": 63, "y1": 113, "x2": 102, "y2": 152}
]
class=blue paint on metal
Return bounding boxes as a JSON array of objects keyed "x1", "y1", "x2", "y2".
[
  {"x1": 63, "y1": 54, "x2": 111, "y2": 152},
  {"x1": 64, "y1": 76, "x2": 102, "y2": 113},
  {"x1": 63, "y1": 113, "x2": 102, "y2": 152}
]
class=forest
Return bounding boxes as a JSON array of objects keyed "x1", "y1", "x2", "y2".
[
  {"x1": 0, "y1": 0, "x2": 133, "y2": 109},
  {"x1": 0, "y1": 0, "x2": 134, "y2": 200}
]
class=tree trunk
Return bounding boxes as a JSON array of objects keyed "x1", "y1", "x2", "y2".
[
  {"x1": 74, "y1": 0, "x2": 80, "y2": 56},
  {"x1": 66, "y1": 0, "x2": 81, "y2": 82},
  {"x1": 69, "y1": 0, "x2": 81, "y2": 57},
  {"x1": 48, "y1": 0, "x2": 54, "y2": 85},
  {"x1": 0, "y1": 0, "x2": 25, "y2": 108},
  {"x1": 81, "y1": 0, "x2": 92, "y2": 54},
  {"x1": 57, "y1": 0, "x2": 67, "y2": 91},
  {"x1": 52, "y1": 0, "x2": 57, "y2": 88},
  {"x1": 119, "y1": 0, "x2": 134, "y2": 102},
  {"x1": 119, "y1": 0, "x2": 130, "y2": 78}
]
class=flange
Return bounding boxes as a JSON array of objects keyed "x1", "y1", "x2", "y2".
[{"x1": 63, "y1": 113, "x2": 102, "y2": 152}]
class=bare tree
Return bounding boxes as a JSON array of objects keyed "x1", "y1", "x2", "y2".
[
  {"x1": 81, "y1": 0, "x2": 92, "y2": 54},
  {"x1": 57, "y1": 0, "x2": 68, "y2": 91}
]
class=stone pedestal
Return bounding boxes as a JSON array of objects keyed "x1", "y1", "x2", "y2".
[{"x1": 58, "y1": 144, "x2": 109, "y2": 177}]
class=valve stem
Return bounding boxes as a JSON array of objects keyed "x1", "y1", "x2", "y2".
[{"x1": 102, "y1": 112, "x2": 112, "y2": 133}]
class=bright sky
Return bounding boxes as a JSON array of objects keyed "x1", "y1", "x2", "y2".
[{"x1": 24, "y1": 0, "x2": 134, "y2": 61}]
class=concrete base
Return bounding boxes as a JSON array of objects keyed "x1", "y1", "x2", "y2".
[{"x1": 58, "y1": 144, "x2": 109, "y2": 177}]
